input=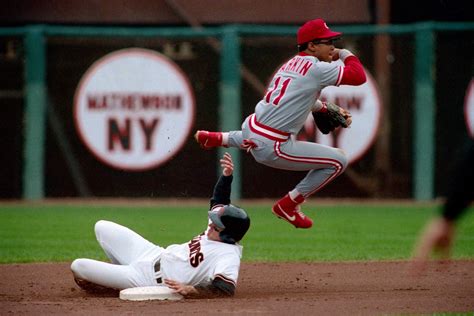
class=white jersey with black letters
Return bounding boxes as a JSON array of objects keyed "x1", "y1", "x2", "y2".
[{"x1": 161, "y1": 231, "x2": 242, "y2": 288}]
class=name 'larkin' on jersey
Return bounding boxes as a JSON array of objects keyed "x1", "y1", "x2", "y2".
[{"x1": 278, "y1": 56, "x2": 313, "y2": 76}]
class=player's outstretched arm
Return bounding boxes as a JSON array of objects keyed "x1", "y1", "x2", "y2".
[
  {"x1": 209, "y1": 153, "x2": 234, "y2": 209},
  {"x1": 165, "y1": 278, "x2": 235, "y2": 298},
  {"x1": 220, "y1": 152, "x2": 234, "y2": 177}
]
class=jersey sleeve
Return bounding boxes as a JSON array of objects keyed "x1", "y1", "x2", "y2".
[
  {"x1": 338, "y1": 55, "x2": 366, "y2": 86},
  {"x1": 314, "y1": 57, "x2": 366, "y2": 88},
  {"x1": 194, "y1": 277, "x2": 236, "y2": 297},
  {"x1": 212, "y1": 254, "x2": 240, "y2": 290},
  {"x1": 210, "y1": 277, "x2": 236, "y2": 296},
  {"x1": 209, "y1": 175, "x2": 233, "y2": 210},
  {"x1": 314, "y1": 62, "x2": 344, "y2": 88}
]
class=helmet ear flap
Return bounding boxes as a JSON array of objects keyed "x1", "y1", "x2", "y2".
[
  {"x1": 219, "y1": 231, "x2": 236, "y2": 244},
  {"x1": 217, "y1": 205, "x2": 250, "y2": 244}
]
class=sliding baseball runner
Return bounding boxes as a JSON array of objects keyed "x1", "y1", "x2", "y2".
[{"x1": 71, "y1": 153, "x2": 250, "y2": 298}]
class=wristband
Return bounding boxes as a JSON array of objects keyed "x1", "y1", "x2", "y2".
[
  {"x1": 319, "y1": 102, "x2": 328, "y2": 113},
  {"x1": 339, "y1": 49, "x2": 355, "y2": 62},
  {"x1": 313, "y1": 99, "x2": 327, "y2": 112}
]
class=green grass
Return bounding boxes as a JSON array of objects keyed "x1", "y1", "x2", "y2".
[{"x1": 0, "y1": 203, "x2": 473, "y2": 263}]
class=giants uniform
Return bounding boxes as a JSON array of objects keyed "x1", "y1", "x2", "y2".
[
  {"x1": 161, "y1": 227, "x2": 241, "y2": 290},
  {"x1": 71, "y1": 174, "x2": 242, "y2": 295},
  {"x1": 226, "y1": 51, "x2": 366, "y2": 197}
]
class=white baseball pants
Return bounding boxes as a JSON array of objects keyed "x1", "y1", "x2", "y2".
[{"x1": 71, "y1": 220, "x2": 163, "y2": 290}]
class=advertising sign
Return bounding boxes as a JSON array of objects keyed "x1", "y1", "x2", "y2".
[{"x1": 74, "y1": 48, "x2": 195, "y2": 171}]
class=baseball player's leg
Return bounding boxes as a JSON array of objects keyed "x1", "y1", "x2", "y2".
[
  {"x1": 227, "y1": 131, "x2": 244, "y2": 148},
  {"x1": 294, "y1": 150, "x2": 347, "y2": 197},
  {"x1": 194, "y1": 130, "x2": 244, "y2": 149},
  {"x1": 94, "y1": 220, "x2": 159, "y2": 265},
  {"x1": 270, "y1": 140, "x2": 348, "y2": 228},
  {"x1": 272, "y1": 140, "x2": 347, "y2": 172},
  {"x1": 195, "y1": 116, "x2": 250, "y2": 150},
  {"x1": 278, "y1": 140, "x2": 347, "y2": 196},
  {"x1": 71, "y1": 258, "x2": 153, "y2": 290}
]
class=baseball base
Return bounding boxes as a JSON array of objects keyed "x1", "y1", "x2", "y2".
[{"x1": 119, "y1": 286, "x2": 183, "y2": 301}]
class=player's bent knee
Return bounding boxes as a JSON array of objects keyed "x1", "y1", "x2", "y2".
[
  {"x1": 71, "y1": 259, "x2": 87, "y2": 278},
  {"x1": 336, "y1": 149, "x2": 349, "y2": 171},
  {"x1": 94, "y1": 219, "x2": 109, "y2": 231},
  {"x1": 94, "y1": 220, "x2": 112, "y2": 238}
]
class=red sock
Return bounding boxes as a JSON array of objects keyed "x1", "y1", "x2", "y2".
[
  {"x1": 277, "y1": 194, "x2": 304, "y2": 209},
  {"x1": 208, "y1": 132, "x2": 223, "y2": 146}
]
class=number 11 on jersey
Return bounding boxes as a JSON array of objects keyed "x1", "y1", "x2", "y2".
[{"x1": 264, "y1": 76, "x2": 291, "y2": 106}]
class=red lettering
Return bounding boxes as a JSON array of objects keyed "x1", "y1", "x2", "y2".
[
  {"x1": 279, "y1": 62, "x2": 287, "y2": 72},
  {"x1": 324, "y1": 95, "x2": 363, "y2": 111},
  {"x1": 286, "y1": 58, "x2": 295, "y2": 72},
  {"x1": 174, "y1": 95, "x2": 182, "y2": 110},
  {"x1": 138, "y1": 118, "x2": 159, "y2": 151},
  {"x1": 346, "y1": 96, "x2": 363, "y2": 111},
  {"x1": 121, "y1": 95, "x2": 134, "y2": 109},
  {"x1": 273, "y1": 78, "x2": 291, "y2": 105},
  {"x1": 86, "y1": 93, "x2": 183, "y2": 111},
  {"x1": 108, "y1": 117, "x2": 131, "y2": 151},
  {"x1": 299, "y1": 61, "x2": 313, "y2": 76},
  {"x1": 141, "y1": 95, "x2": 153, "y2": 109},
  {"x1": 87, "y1": 95, "x2": 107, "y2": 109},
  {"x1": 289, "y1": 58, "x2": 300, "y2": 72},
  {"x1": 265, "y1": 77, "x2": 281, "y2": 103}
]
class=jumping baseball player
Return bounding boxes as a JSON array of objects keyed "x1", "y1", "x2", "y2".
[
  {"x1": 71, "y1": 152, "x2": 251, "y2": 298},
  {"x1": 195, "y1": 18, "x2": 366, "y2": 229}
]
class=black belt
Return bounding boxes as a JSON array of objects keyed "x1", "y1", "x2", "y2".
[{"x1": 154, "y1": 260, "x2": 163, "y2": 284}]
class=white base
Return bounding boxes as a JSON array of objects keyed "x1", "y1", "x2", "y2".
[{"x1": 119, "y1": 286, "x2": 183, "y2": 301}]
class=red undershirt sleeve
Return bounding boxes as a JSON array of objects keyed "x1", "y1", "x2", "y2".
[{"x1": 339, "y1": 55, "x2": 367, "y2": 86}]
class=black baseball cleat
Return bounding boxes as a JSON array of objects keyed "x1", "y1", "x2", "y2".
[{"x1": 74, "y1": 277, "x2": 119, "y2": 296}]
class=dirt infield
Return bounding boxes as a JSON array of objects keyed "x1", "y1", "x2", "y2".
[{"x1": 1, "y1": 261, "x2": 473, "y2": 315}]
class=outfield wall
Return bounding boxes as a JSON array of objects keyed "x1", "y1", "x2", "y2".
[{"x1": 0, "y1": 23, "x2": 473, "y2": 200}]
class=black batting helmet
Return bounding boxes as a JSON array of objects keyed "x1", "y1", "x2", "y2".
[{"x1": 208, "y1": 205, "x2": 250, "y2": 244}]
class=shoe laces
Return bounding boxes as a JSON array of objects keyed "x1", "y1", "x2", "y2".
[{"x1": 294, "y1": 206, "x2": 306, "y2": 219}]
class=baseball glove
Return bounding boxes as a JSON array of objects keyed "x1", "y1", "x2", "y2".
[{"x1": 312, "y1": 102, "x2": 351, "y2": 134}]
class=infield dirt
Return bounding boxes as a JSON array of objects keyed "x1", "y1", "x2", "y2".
[{"x1": 1, "y1": 261, "x2": 473, "y2": 315}]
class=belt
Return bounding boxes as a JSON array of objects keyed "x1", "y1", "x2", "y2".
[
  {"x1": 248, "y1": 114, "x2": 290, "y2": 142},
  {"x1": 154, "y1": 260, "x2": 163, "y2": 284}
]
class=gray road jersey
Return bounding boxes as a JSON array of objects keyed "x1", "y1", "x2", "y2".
[{"x1": 254, "y1": 54, "x2": 342, "y2": 134}]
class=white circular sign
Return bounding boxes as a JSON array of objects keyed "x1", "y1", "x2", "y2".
[
  {"x1": 300, "y1": 64, "x2": 382, "y2": 164},
  {"x1": 74, "y1": 48, "x2": 195, "y2": 171},
  {"x1": 465, "y1": 79, "x2": 474, "y2": 137}
]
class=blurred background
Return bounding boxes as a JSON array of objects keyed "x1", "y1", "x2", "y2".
[{"x1": 0, "y1": 0, "x2": 473, "y2": 201}]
